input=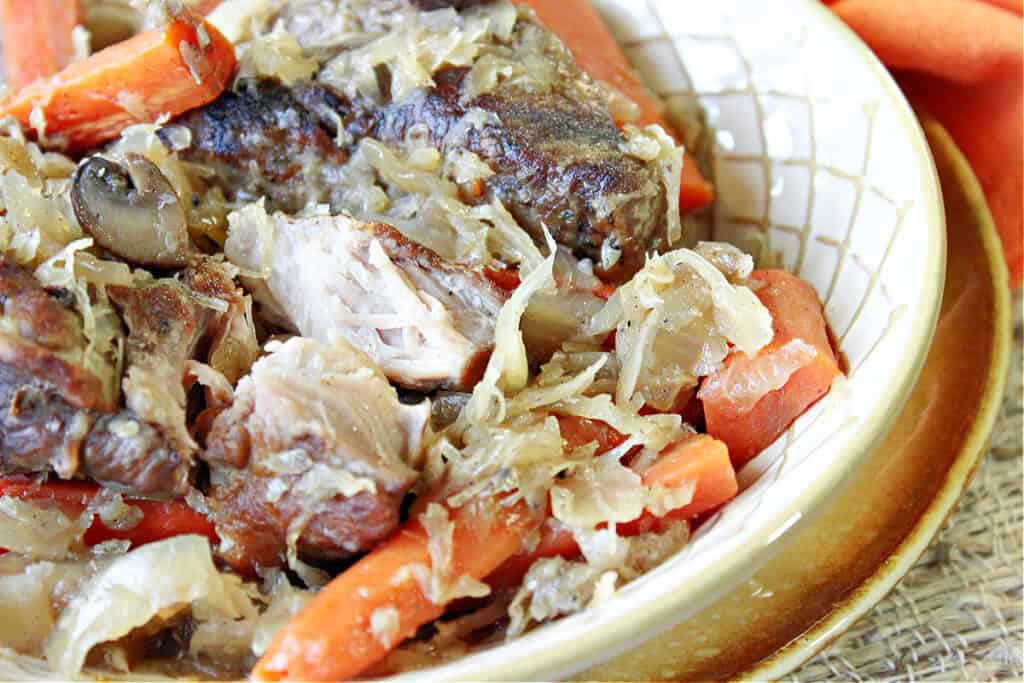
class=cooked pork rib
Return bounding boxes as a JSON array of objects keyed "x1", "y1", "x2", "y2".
[
  {"x1": 159, "y1": 79, "x2": 351, "y2": 215},
  {"x1": 170, "y1": 2, "x2": 669, "y2": 280},
  {"x1": 0, "y1": 257, "x2": 111, "y2": 411},
  {"x1": 225, "y1": 210, "x2": 506, "y2": 391},
  {"x1": 204, "y1": 336, "x2": 429, "y2": 573},
  {"x1": 107, "y1": 281, "x2": 213, "y2": 459},
  {"x1": 0, "y1": 257, "x2": 189, "y2": 495},
  {"x1": 368, "y1": 61, "x2": 668, "y2": 280}
]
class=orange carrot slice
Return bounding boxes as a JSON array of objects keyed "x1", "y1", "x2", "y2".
[
  {"x1": 557, "y1": 414, "x2": 630, "y2": 453},
  {"x1": 642, "y1": 434, "x2": 737, "y2": 521},
  {"x1": 489, "y1": 433, "x2": 737, "y2": 588},
  {"x1": 0, "y1": 477, "x2": 217, "y2": 548},
  {"x1": 485, "y1": 518, "x2": 581, "y2": 589},
  {"x1": 253, "y1": 498, "x2": 541, "y2": 681},
  {"x1": 700, "y1": 270, "x2": 841, "y2": 466},
  {"x1": 516, "y1": 0, "x2": 714, "y2": 213},
  {"x1": 0, "y1": 16, "x2": 236, "y2": 151},
  {"x1": 0, "y1": 0, "x2": 83, "y2": 91}
]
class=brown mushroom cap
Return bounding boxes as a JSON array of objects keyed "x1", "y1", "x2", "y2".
[{"x1": 70, "y1": 154, "x2": 191, "y2": 268}]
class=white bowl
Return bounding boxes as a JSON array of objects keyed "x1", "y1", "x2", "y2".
[{"x1": 397, "y1": 1, "x2": 946, "y2": 680}]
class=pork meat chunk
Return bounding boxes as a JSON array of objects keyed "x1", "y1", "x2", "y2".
[
  {"x1": 225, "y1": 209, "x2": 506, "y2": 391},
  {"x1": 204, "y1": 336, "x2": 429, "y2": 573},
  {"x1": 158, "y1": 79, "x2": 350, "y2": 214},
  {"x1": 170, "y1": 2, "x2": 671, "y2": 280},
  {"x1": 0, "y1": 256, "x2": 188, "y2": 495}
]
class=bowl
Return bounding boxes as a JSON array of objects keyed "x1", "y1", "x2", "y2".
[{"x1": 396, "y1": 0, "x2": 946, "y2": 679}]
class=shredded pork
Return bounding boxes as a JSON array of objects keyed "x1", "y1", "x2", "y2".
[
  {"x1": 225, "y1": 206, "x2": 506, "y2": 390},
  {"x1": 204, "y1": 336, "x2": 429, "y2": 574}
]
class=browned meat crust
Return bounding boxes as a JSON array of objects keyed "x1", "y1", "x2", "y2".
[
  {"x1": 108, "y1": 279, "x2": 213, "y2": 461},
  {"x1": 0, "y1": 366, "x2": 188, "y2": 496},
  {"x1": 0, "y1": 259, "x2": 82, "y2": 356},
  {"x1": 357, "y1": 220, "x2": 505, "y2": 389},
  {"x1": 0, "y1": 341, "x2": 190, "y2": 497},
  {"x1": 371, "y1": 66, "x2": 667, "y2": 279},
  {"x1": 160, "y1": 79, "x2": 351, "y2": 214},
  {"x1": 202, "y1": 337, "x2": 427, "y2": 574},
  {"x1": 170, "y1": 13, "x2": 668, "y2": 280},
  {"x1": 177, "y1": 258, "x2": 261, "y2": 386},
  {"x1": 206, "y1": 459, "x2": 406, "y2": 574},
  {"x1": 0, "y1": 258, "x2": 108, "y2": 411},
  {"x1": 0, "y1": 256, "x2": 191, "y2": 496}
]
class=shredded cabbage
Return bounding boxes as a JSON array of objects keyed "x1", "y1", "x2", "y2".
[
  {"x1": 550, "y1": 451, "x2": 646, "y2": 529},
  {"x1": 459, "y1": 238, "x2": 556, "y2": 426},
  {"x1": 236, "y1": 30, "x2": 318, "y2": 85},
  {"x1": 318, "y1": 2, "x2": 517, "y2": 105},
  {"x1": 0, "y1": 498, "x2": 88, "y2": 561},
  {"x1": 507, "y1": 557, "x2": 613, "y2": 637},
  {"x1": 390, "y1": 504, "x2": 491, "y2": 606},
  {"x1": 586, "y1": 246, "x2": 773, "y2": 411},
  {"x1": 621, "y1": 124, "x2": 684, "y2": 246},
  {"x1": 45, "y1": 535, "x2": 260, "y2": 675},
  {"x1": 444, "y1": 414, "x2": 568, "y2": 509}
]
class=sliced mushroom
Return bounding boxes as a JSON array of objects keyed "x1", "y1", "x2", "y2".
[{"x1": 71, "y1": 154, "x2": 191, "y2": 268}]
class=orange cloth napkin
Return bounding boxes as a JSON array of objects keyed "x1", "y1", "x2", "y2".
[{"x1": 827, "y1": 0, "x2": 1023, "y2": 287}]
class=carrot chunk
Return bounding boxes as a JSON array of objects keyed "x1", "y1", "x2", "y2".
[
  {"x1": 253, "y1": 498, "x2": 541, "y2": 681},
  {"x1": 0, "y1": 0, "x2": 83, "y2": 91},
  {"x1": 642, "y1": 434, "x2": 737, "y2": 521},
  {"x1": 700, "y1": 270, "x2": 841, "y2": 466},
  {"x1": 556, "y1": 414, "x2": 630, "y2": 453},
  {"x1": 0, "y1": 477, "x2": 217, "y2": 548},
  {"x1": 489, "y1": 434, "x2": 737, "y2": 588},
  {"x1": 0, "y1": 16, "x2": 236, "y2": 151}
]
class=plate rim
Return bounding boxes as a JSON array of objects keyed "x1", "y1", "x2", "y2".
[{"x1": 736, "y1": 112, "x2": 1014, "y2": 682}]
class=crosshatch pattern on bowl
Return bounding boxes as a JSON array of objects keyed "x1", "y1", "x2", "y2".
[{"x1": 594, "y1": 0, "x2": 936, "y2": 556}]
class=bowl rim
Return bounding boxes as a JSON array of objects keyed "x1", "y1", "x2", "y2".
[
  {"x1": 391, "y1": 2, "x2": 948, "y2": 681},
  {"x1": 741, "y1": 112, "x2": 1011, "y2": 682}
]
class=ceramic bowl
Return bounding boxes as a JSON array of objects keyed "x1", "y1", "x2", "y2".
[{"x1": 399, "y1": 1, "x2": 946, "y2": 680}]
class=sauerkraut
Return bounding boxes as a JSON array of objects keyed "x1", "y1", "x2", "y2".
[
  {"x1": 587, "y1": 247, "x2": 773, "y2": 411},
  {"x1": 45, "y1": 535, "x2": 260, "y2": 675},
  {"x1": 0, "y1": 0, "x2": 831, "y2": 677}
]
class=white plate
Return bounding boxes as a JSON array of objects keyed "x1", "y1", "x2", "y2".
[{"x1": 396, "y1": 1, "x2": 945, "y2": 679}]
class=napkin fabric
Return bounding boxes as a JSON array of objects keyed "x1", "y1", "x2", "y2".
[{"x1": 826, "y1": 0, "x2": 1024, "y2": 287}]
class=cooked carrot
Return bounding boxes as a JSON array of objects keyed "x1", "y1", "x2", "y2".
[
  {"x1": 618, "y1": 434, "x2": 737, "y2": 534},
  {"x1": 557, "y1": 414, "x2": 630, "y2": 453},
  {"x1": 678, "y1": 155, "x2": 714, "y2": 214},
  {"x1": 515, "y1": 0, "x2": 661, "y2": 129},
  {"x1": 253, "y1": 498, "x2": 541, "y2": 681},
  {"x1": 0, "y1": 0, "x2": 83, "y2": 91},
  {"x1": 516, "y1": 0, "x2": 714, "y2": 214},
  {"x1": 0, "y1": 477, "x2": 217, "y2": 548},
  {"x1": 489, "y1": 433, "x2": 737, "y2": 588},
  {"x1": 485, "y1": 519, "x2": 580, "y2": 589},
  {"x1": 700, "y1": 270, "x2": 841, "y2": 467},
  {"x1": 592, "y1": 281, "x2": 617, "y2": 300},
  {"x1": 0, "y1": 16, "x2": 236, "y2": 151},
  {"x1": 483, "y1": 266, "x2": 521, "y2": 292}
]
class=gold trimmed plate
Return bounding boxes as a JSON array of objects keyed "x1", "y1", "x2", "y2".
[{"x1": 580, "y1": 113, "x2": 1013, "y2": 682}]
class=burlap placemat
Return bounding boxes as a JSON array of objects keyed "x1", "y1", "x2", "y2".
[{"x1": 789, "y1": 291, "x2": 1024, "y2": 682}]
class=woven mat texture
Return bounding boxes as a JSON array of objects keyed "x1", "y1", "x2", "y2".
[{"x1": 789, "y1": 291, "x2": 1024, "y2": 682}]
